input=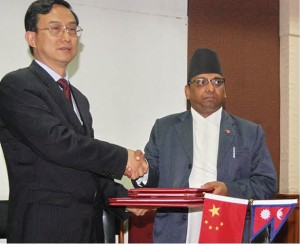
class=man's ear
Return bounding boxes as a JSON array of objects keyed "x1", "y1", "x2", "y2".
[
  {"x1": 25, "y1": 31, "x2": 36, "y2": 48},
  {"x1": 185, "y1": 85, "x2": 190, "y2": 100}
]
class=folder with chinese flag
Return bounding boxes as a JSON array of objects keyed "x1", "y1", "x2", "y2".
[{"x1": 199, "y1": 193, "x2": 248, "y2": 243}]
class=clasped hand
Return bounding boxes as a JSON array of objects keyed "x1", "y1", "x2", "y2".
[{"x1": 124, "y1": 149, "x2": 148, "y2": 180}]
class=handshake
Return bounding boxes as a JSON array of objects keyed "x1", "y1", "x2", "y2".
[{"x1": 124, "y1": 149, "x2": 148, "y2": 180}]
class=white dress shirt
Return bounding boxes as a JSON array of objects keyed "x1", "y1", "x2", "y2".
[{"x1": 186, "y1": 107, "x2": 222, "y2": 243}]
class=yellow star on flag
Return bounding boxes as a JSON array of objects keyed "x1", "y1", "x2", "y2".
[{"x1": 209, "y1": 204, "x2": 220, "y2": 217}]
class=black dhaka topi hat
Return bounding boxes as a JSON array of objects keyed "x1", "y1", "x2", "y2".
[{"x1": 188, "y1": 48, "x2": 223, "y2": 82}]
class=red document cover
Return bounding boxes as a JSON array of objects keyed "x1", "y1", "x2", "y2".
[
  {"x1": 109, "y1": 188, "x2": 213, "y2": 207},
  {"x1": 109, "y1": 197, "x2": 204, "y2": 207},
  {"x1": 128, "y1": 187, "x2": 213, "y2": 198}
]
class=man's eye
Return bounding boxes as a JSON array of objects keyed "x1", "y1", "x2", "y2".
[
  {"x1": 196, "y1": 79, "x2": 207, "y2": 85},
  {"x1": 214, "y1": 80, "x2": 221, "y2": 85},
  {"x1": 51, "y1": 26, "x2": 61, "y2": 30},
  {"x1": 213, "y1": 79, "x2": 224, "y2": 86}
]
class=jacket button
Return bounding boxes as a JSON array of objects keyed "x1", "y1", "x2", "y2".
[
  {"x1": 188, "y1": 164, "x2": 192, "y2": 169},
  {"x1": 182, "y1": 215, "x2": 187, "y2": 221}
]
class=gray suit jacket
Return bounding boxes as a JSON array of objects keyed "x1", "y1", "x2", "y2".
[
  {"x1": 0, "y1": 61, "x2": 129, "y2": 243},
  {"x1": 133, "y1": 109, "x2": 277, "y2": 243}
]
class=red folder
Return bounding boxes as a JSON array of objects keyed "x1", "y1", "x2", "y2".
[
  {"x1": 109, "y1": 197, "x2": 204, "y2": 207},
  {"x1": 128, "y1": 187, "x2": 213, "y2": 198},
  {"x1": 109, "y1": 187, "x2": 213, "y2": 207}
]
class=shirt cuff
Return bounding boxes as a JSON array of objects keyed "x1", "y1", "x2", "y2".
[{"x1": 135, "y1": 158, "x2": 149, "y2": 186}]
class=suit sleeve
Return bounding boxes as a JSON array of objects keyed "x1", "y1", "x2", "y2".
[{"x1": 96, "y1": 176, "x2": 131, "y2": 221}]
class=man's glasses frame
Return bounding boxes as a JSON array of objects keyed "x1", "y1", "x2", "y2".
[
  {"x1": 36, "y1": 23, "x2": 83, "y2": 37},
  {"x1": 188, "y1": 77, "x2": 225, "y2": 88}
]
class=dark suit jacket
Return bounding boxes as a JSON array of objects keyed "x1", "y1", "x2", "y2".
[
  {"x1": 0, "y1": 61, "x2": 129, "y2": 243},
  {"x1": 133, "y1": 109, "x2": 277, "y2": 243}
]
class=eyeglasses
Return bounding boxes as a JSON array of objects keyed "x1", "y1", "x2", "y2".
[
  {"x1": 189, "y1": 77, "x2": 225, "y2": 87},
  {"x1": 36, "y1": 23, "x2": 83, "y2": 37}
]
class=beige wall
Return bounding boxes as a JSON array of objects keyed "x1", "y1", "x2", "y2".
[{"x1": 279, "y1": 0, "x2": 300, "y2": 194}]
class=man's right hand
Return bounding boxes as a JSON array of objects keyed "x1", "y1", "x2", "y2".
[{"x1": 124, "y1": 149, "x2": 148, "y2": 180}]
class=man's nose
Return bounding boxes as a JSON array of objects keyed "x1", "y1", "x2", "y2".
[
  {"x1": 61, "y1": 28, "x2": 71, "y2": 41},
  {"x1": 205, "y1": 81, "x2": 215, "y2": 92}
]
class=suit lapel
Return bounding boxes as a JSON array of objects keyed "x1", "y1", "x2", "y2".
[
  {"x1": 175, "y1": 111, "x2": 193, "y2": 164},
  {"x1": 70, "y1": 87, "x2": 93, "y2": 136},
  {"x1": 29, "y1": 62, "x2": 85, "y2": 133},
  {"x1": 172, "y1": 109, "x2": 238, "y2": 180},
  {"x1": 217, "y1": 110, "x2": 236, "y2": 175}
]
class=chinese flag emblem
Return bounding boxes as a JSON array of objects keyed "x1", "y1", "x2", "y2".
[{"x1": 199, "y1": 193, "x2": 248, "y2": 243}]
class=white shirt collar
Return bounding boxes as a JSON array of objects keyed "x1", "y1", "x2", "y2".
[
  {"x1": 35, "y1": 59, "x2": 69, "y2": 82},
  {"x1": 191, "y1": 106, "x2": 222, "y2": 127}
]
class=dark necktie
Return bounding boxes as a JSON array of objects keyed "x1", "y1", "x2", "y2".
[{"x1": 57, "y1": 78, "x2": 72, "y2": 105}]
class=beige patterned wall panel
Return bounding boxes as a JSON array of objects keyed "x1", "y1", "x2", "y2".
[{"x1": 279, "y1": 0, "x2": 299, "y2": 194}]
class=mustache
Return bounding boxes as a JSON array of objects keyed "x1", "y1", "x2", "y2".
[{"x1": 202, "y1": 94, "x2": 217, "y2": 99}]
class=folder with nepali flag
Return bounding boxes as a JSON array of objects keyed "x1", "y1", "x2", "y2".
[{"x1": 199, "y1": 193, "x2": 248, "y2": 243}]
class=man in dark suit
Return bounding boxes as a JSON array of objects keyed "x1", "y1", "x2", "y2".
[
  {"x1": 0, "y1": 0, "x2": 148, "y2": 242},
  {"x1": 133, "y1": 48, "x2": 277, "y2": 243}
]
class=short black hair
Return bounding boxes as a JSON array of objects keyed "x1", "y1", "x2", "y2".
[{"x1": 25, "y1": 0, "x2": 79, "y2": 55}]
